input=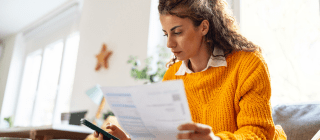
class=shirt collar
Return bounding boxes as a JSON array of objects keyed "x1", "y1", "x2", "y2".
[{"x1": 175, "y1": 47, "x2": 227, "y2": 76}]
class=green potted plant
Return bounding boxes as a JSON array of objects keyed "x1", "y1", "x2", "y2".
[
  {"x1": 4, "y1": 116, "x2": 13, "y2": 128},
  {"x1": 127, "y1": 45, "x2": 170, "y2": 84},
  {"x1": 103, "y1": 110, "x2": 115, "y2": 120}
]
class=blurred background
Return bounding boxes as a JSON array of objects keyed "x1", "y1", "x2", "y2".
[{"x1": 0, "y1": 0, "x2": 319, "y2": 129}]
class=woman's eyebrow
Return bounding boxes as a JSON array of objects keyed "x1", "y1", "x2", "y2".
[{"x1": 162, "y1": 25, "x2": 182, "y2": 32}]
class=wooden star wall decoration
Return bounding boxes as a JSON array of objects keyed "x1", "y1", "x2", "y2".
[{"x1": 95, "y1": 43, "x2": 112, "y2": 71}]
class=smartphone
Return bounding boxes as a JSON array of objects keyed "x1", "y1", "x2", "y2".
[{"x1": 80, "y1": 118, "x2": 120, "y2": 140}]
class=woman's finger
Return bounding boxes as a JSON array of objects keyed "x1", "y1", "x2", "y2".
[
  {"x1": 177, "y1": 132, "x2": 212, "y2": 140},
  {"x1": 105, "y1": 123, "x2": 128, "y2": 140},
  {"x1": 94, "y1": 131, "x2": 99, "y2": 138},
  {"x1": 98, "y1": 133, "x2": 104, "y2": 140},
  {"x1": 189, "y1": 133, "x2": 213, "y2": 140},
  {"x1": 178, "y1": 123, "x2": 197, "y2": 131},
  {"x1": 176, "y1": 131, "x2": 192, "y2": 139},
  {"x1": 106, "y1": 123, "x2": 122, "y2": 133},
  {"x1": 108, "y1": 130, "x2": 114, "y2": 135},
  {"x1": 194, "y1": 123, "x2": 212, "y2": 134},
  {"x1": 178, "y1": 123, "x2": 212, "y2": 135},
  {"x1": 106, "y1": 123, "x2": 117, "y2": 131}
]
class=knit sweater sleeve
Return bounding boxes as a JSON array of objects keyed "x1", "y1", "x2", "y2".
[
  {"x1": 215, "y1": 52, "x2": 284, "y2": 140},
  {"x1": 162, "y1": 68, "x2": 173, "y2": 81},
  {"x1": 162, "y1": 61, "x2": 181, "y2": 81}
]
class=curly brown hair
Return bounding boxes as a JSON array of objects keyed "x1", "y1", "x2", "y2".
[{"x1": 158, "y1": 0, "x2": 261, "y2": 68}]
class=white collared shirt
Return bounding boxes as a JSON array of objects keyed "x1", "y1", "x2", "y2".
[{"x1": 175, "y1": 47, "x2": 227, "y2": 76}]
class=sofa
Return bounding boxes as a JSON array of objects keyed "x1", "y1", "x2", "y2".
[{"x1": 272, "y1": 102, "x2": 320, "y2": 140}]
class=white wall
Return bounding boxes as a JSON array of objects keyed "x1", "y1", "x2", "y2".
[
  {"x1": 70, "y1": 0, "x2": 151, "y2": 120},
  {"x1": 225, "y1": 0, "x2": 241, "y2": 25},
  {"x1": 241, "y1": 0, "x2": 320, "y2": 105}
]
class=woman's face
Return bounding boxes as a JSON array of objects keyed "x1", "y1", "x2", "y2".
[{"x1": 160, "y1": 14, "x2": 207, "y2": 61}]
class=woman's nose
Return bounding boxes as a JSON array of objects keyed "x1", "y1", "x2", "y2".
[{"x1": 166, "y1": 36, "x2": 176, "y2": 49}]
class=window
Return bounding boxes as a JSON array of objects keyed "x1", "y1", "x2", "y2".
[
  {"x1": 241, "y1": 1, "x2": 320, "y2": 106},
  {"x1": 31, "y1": 40, "x2": 64, "y2": 126},
  {"x1": 52, "y1": 32, "x2": 80, "y2": 125},
  {"x1": 14, "y1": 51, "x2": 42, "y2": 126},
  {"x1": 11, "y1": 1, "x2": 81, "y2": 127},
  {"x1": 225, "y1": 0, "x2": 240, "y2": 25},
  {"x1": 14, "y1": 32, "x2": 80, "y2": 127},
  {"x1": 147, "y1": 0, "x2": 171, "y2": 76}
]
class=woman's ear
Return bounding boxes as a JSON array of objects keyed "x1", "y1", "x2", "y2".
[{"x1": 201, "y1": 20, "x2": 210, "y2": 36}]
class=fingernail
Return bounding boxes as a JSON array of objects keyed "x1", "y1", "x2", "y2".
[{"x1": 107, "y1": 123, "x2": 112, "y2": 127}]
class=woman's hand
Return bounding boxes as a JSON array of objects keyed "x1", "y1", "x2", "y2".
[
  {"x1": 177, "y1": 122, "x2": 221, "y2": 140},
  {"x1": 93, "y1": 123, "x2": 131, "y2": 140}
]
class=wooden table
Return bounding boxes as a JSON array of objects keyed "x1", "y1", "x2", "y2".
[{"x1": 0, "y1": 124, "x2": 94, "y2": 140}]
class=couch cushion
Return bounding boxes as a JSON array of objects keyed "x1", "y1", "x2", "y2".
[{"x1": 272, "y1": 102, "x2": 320, "y2": 140}]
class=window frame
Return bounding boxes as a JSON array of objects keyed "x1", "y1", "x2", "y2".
[
  {"x1": 14, "y1": 31, "x2": 80, "y2": 127},
  {"x1": 12, "y1": 1, "x2": 81, "y2": 127},
  {"x1": 30, "y1": 38, "x2": 66, "y2": 126}
]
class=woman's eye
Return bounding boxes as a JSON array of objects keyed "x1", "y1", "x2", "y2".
[{"x1": 163, "y1": 32, "x2": 181, "y2": 37}]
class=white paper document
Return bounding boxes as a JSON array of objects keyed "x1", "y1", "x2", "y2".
[{"x1": 101, "y1": 80, "x2": 192, "y2": 140}]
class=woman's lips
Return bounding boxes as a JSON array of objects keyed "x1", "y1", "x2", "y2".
[{"x1": 173, "y1": 51, "x2": 181, "y2": 55}]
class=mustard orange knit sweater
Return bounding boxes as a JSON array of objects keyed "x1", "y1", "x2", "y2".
[{"x1": 162, "y1": 51, "x2": 286, "y2": 140}]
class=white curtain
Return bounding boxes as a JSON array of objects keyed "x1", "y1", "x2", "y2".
[{"x1": 13, "y1": 2, "x2": 81, "y2": 127}]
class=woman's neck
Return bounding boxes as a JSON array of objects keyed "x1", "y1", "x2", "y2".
[{"x1": 188, "y1": 45, "x2": 211, "y2": 73}]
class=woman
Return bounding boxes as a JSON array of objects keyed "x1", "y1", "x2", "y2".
[{"x1": 94, "y1": 0, "x2": 287, "y2": 139}]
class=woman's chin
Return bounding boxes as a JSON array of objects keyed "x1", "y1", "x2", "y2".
[{"x1": 176, "y1": 57, "x2": 187, "y2": 61}]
